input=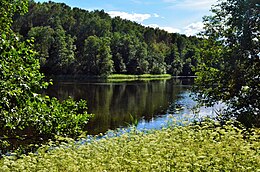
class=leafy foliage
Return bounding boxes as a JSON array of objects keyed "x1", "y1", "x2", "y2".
[
  {"x1": 12, "y1": 1, "x2": 201, "y2": 76},
  {"x1": 81, "y1": 36, "x2": 113, "y2": 76},
  {"x1": 194, "y1": 0, "x2": 260, "y2": 127},
  {"x1": 0, "y1": 0, "x2": 92, "y2": 153},
  {"x1": 1, "y1": 121, "x2": 259, "y2": 171}
]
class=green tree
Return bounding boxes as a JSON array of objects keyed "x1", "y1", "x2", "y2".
[
  {"x1": 111, "y1": 33, "x2": 126, "y2": 73},
  {"x1": 194, "y1": 0, "x2": 260, "y2": 127},
  {"x1": 28, "y1": 25, "x2": 76, "y2": 75},
  {"x1": 176, "y1": 35, "x2": 187, "y2": 58},
  {"x1": 81, "y1": 36, "x2": 113, "y2": 76},
  {"x1": 0, "y1": 0, "x2": 91, "y2": 153},
  {"x1": 48, "y1": 25, "x2": 76, "y2": 74},
  {"x1": 127, "y1": 39, "x2": 149, "y2": 74},
  {"x1": 97, "y1": 37, "x2": 114, "y2": 76},
  {"x1": 134, "y1": 42, "x2": 149, "y2": 74},
  {"x1": 182, "y1": 46, "x2": 199, "y2": 76},
  {"x1": 111, "y1": 34, "x2": 137, "y2": 74},
  {"x1": 12, "y1": 1, "x2": 202, "y2": 77},
  {"x1": 165, "y1": 44, "x2": 182, "y2": 76},
  {"x1": 81, "y1": 36, "x2": 100, "y2": 75},
  {"x1": 28, "y1": 26, "x2": 55, "y2": 67},
  {"x1": 147, "y1": 43, "x2": 167, "y2": 74}
]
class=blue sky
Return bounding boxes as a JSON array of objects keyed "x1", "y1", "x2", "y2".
[{"x1": 35, "y1": 0, "x2": 218, "y2": 35}]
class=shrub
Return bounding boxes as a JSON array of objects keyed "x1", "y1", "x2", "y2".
[
  {"x1": 1, "y1": 121, "x2": 259, "y2": 171},
  {"x1": 0, "y1": 0, "x2": 92, "y2": 154}
]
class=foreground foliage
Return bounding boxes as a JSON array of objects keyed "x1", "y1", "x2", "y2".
[
  {"x1": 0, "y1": 0, "x2": 92, "y2": 154},
  {"x1": 194, "y1": 0, "x2": 260, "y2": 127},
  {"x1": 1, "y1": 121, "x2": 259, "y2": 171}
]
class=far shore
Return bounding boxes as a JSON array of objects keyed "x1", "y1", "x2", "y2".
[{"x1": 45, "y1": 74, "x2": 196, "y2": 82}]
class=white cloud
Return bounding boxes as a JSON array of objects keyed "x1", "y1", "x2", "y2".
[
  {"x1": 162, "y1": 26, "x2": 181, "y2": 33},
  {"x1": 131, "y1": 0, "x2": 142, "y2": 4},
  {"x1": 153, "y1": 13, "x2": 160, "y2": 18},
  {"x1": 183, "y1": 22, "x2": 204, "y2": 36},
  {"x1": 146, "y1": 24, "x2": 181, "y2": 33},
  {"x1": 163, "y1": 0, "x2": 217, "y2": 10},
  {"x1": 130, "y1": 0, "x2": 153, "y2": 5},
  {"x1": 108, "y1": 11, "x2": 151, "y2": 22},
  {"x1": 163, "y1": 0, "x2": 177, "y2": 2},
  {"x1": 146, "y1": 22, "x2": 204, "y2": 36}
]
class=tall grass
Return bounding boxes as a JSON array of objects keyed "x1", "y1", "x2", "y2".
[
  {"x1": 107, "y1": 74, "x2": 171, "y2": 79},
  {"x1": 1, "y1": 121, "x2": 259, "y2": 171}
]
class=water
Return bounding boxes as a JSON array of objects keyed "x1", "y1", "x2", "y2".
[{"x1": 47, "y1": 78, "x2": 223, "y2": 135}]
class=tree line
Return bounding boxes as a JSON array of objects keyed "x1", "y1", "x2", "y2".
[{"x1": 13, "y1": 0, "x2": 201, "y2": 76}]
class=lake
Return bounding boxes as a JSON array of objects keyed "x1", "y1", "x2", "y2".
[{"x1": 47, "y1": 78, "x2": 223, "y2": 135}]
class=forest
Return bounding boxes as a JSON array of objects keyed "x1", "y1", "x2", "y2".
[{"x1": 12, "y1": 0, "x2": 201, "y2": 76}]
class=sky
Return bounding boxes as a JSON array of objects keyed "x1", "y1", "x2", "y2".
[{"x1": 35, "y1": 0, "x2": 218, "y2": 36}]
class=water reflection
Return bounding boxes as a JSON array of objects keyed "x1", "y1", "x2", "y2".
[
  {"x1": 136, "y1": 91, "x2": 224, "y2": 131},
  {"x1": 47, "y1": 79, "x2": 193, "y2": 135}
]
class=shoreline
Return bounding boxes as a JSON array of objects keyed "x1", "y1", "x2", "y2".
[{"x1": 45, "y1": 74, "x2": 196, "y2": 82}]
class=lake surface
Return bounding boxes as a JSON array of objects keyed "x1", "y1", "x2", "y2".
[{"x1": 47, "y1": 78, "x2": 223, "y2": 135}]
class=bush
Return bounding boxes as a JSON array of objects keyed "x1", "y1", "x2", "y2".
[
  {"x1": 1, "y1": 121, "x2": 259, "y2": 171},
  {"x1": 0, "y1": 0, "x2": 92, "y2": 154}
]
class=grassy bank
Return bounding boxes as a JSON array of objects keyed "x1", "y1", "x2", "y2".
[
  {"x1": 46, "y1": 74, "x2": 172, "y2": 82},
  {"x1": 1, "y1": 121, "x2": 259, "y2": 171},
  {"x1": 106, "y1": 74, "x2": 172, "y2": 82}
]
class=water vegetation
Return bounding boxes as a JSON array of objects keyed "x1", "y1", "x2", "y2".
[{"x1": 1, "y1": 121, "x2": 259, "y2": 171}]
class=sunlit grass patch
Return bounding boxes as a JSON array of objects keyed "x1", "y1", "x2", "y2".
[
  {"x1": 106, "y1": 74, "x2": 172, "y2": 81},
  {"x1": 1, "y1": 121, "x2": 260, "y2": 171}
]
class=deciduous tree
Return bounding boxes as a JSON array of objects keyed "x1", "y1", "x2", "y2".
[
  {"x1": 0, "y1": 0, "x2": 91, "y2": 153},
  {"x1": 194, "y1": 0, "x2": 260, "y2": 127}
]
